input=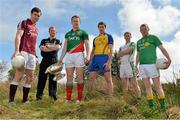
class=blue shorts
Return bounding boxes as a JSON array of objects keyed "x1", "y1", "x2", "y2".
[{"x1": 88, "y1": 55, "x2": 109, "y2": 74}]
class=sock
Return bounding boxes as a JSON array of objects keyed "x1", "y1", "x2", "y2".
[
  {"x1": 9, "y1": 81, "x2": 19, "y2": 102},
  {"x1": 147, "y1": 95, "x2": 153, "y2": 108},
  {"x1": 66, "y1": 82, "x2": 73, "y2": 100},
  {"x1": 77, "y1": 82, "x2": 84, "y2": 101},
  {"x1": 158, "y1": 95, "x2": 165, "y2": 108},
  {"x1": 22, "y1": 84, "x2": 31, "y2": 103}
]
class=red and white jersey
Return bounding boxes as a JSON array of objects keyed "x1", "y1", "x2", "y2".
[{"x1": 17, "y1": 19, "x2": 38, "y2": 56}]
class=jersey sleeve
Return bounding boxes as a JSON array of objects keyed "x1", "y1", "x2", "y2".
[
  {"x1": 39, "y1": 39, "x2": 45, "y2": 47},
  {"x1": 153, "y1": 35, "x2": 162, "y2": 46},
  {"x1": 17, "y1": 20, "x2": 26, "y2": 30},
  {"x1": 129, "y1": 42, "x2": 136, "y2": 51},
  {"x1": 93, "y1": 38, "x2": 95, "y2": 48},
  {"x1": 65, "y1": 32, "x2": 68, "y2": 39},
  {"x1": 108, "y1": 34, "x2": 114, "y2": 45},
  {"x1": 136, "y1": 41, "x2": 140, "y2": 52},
  {"x1": 83, "y1": 31, "x2": 89, "y2": 41},
  {"x1": 56, "y1": 39, "x2": 62, "y2": 46}
]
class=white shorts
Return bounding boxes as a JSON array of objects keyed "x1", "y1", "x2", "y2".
[
  {"x1": 65, "y1": 52, "x2": 85, "y2": 68},
  {"x1": 120, "y1": 62, "x2": 135, "y2": 78},
  {"x1": 139, "y1": 64, "x2": 159, "y2": 78},
  {"x1": 20, "y1": 51, "x2": 36, "y2": 70}
]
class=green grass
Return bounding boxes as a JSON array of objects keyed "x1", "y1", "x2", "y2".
[{"x1": 0, "y1": 77, "x2": 180, "y2": 119}]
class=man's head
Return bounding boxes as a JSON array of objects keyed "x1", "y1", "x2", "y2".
[
  {"x1": 71, "y1": 15, "x2": 80, "y2": 30},
  {"x1": 98, "y1": 21, "x2": 106, "y2": 34},
  {"x1": 49, "y1": 26, "x2": 57, "y2": 38},
  {"x1": 30, "y1": 7, "x2": 42, "y2": 23},
  {"x1": 124, "y1": 32, "x2": 132, "y2": 42},
  {"x1": 140, "y1": 24, "x2": 150, "y2": 37}
]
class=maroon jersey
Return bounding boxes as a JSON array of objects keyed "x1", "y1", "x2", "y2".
[{"x1": 17, "y1": 19, "x2": 38, "y2": 55}]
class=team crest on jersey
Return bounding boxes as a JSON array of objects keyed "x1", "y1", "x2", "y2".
[
  {"x1": 144, "y1": 42, "x2": 150, "y2": 47},
  {"x1": 76, "y1": 31, "x2": 81, "y2": 36}
]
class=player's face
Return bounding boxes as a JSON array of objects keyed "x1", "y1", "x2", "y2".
[
  {"x1": 31, "y1": 12, "x2": 41, "y2": 23},
  {"x1": 124, "y1": 33, "x2": 131, "y2": 42},
  {"x1": 49, "y1": 28, "x2": 57, "y2": 38},
  {"x1": 98, "y1": 25, "x2": 106, "y2": 34},
  {"x1": 140, "y1": 26, "x2": 149, "y2": 37},
  {"x1": 72, "y1": 17, "x2": 80, "y2": 29}
]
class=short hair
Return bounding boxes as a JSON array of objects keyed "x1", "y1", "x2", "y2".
[
  {"x1": 49, "y1": 26, "x2": 56, "y2": 31},
  {"x1": 140, "y1": 24, "x2": 149, "y2": 30},
  {"x1": 98, "y1": 21, "x2": 106, "y2": 28},
  {"x1": 31, "y1": 7, "x2": 42, "y2": 15},
  {"x1": 71, "y1": 15, "x2": 80, "y2": 22},
  {"x1": 124, "y1": 32, "x2": 131, "y2": 36}
]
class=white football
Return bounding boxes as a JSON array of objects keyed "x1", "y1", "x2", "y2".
[
  {"x1": 156, "y1": 58, "x2": 167, "y2": 69},
  {"x1": 11, "y1": 55, "x2": 25, "y2": 68}
]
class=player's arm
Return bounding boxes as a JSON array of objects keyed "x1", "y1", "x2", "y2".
[
  {"x1": 11, "y1": 29, "x2": 24, "y2": 59},
  {"x1": 40, "y1": 44, "x2": 54, "y2": 52},
  {"x1": 136, "y1": 51, "x2": 140, "y2": 66},
  {"x1": 84, "y1": 40, "x2": 91, "y2": 61},
  {"x1": 46, "y1": 43, "x2": 61, "y2": 51},
  {"x1": 107, "y1": 44, "x2": 113, "y2": 64},
  {"x1": 118, "y1": 47, "x2": 133, "y2": 57},
  {"x1": 135, "y1": 51, "x2": 140, "y2": 72},
  {"x1": 158, "y1": 45, "x2": 171, "y2": 68},
  {"x1": 90, "y1": 48, "x2": 95, "y2": 59},
  {"x1": 58, "y1": 39, "x2": 67, "y2": 64}
]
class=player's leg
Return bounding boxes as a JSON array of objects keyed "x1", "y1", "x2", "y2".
[
  {"x1": 36, "y1": 62, "x2": 48, "y2": 100},
  {"x1": 76, "y1": 67, "x2": 84, "y2": 101},
  {"x1": 152, "y1": 77, "x2": 165, "y2": 111},
  {"x1": 23, "y1": 53, "x2": 36, "y2": 103},
  {"x1": 139, "y1": 65, "x2": 153, "y2": 107},
  {"x1": 9, "y1": 67, "x2": 24, "y2": 102},
  {"x1": 23, "y1": 69, "x2": 34, "y2": 103},
  {"x1": 130, "y1": 77, "x2": 141, "y2": 98},
  {"x1": 104, "y1": 71, "x2": 113, "y2": 97},
  {"x1": 88, "y1": 72, "x2": 97, "y2": 91}
]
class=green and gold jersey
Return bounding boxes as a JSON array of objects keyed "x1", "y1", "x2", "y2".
[
  {"x1": 65, "y1": 28, "x2": 89, "y2": 53},
  {"x1": 137, "y1": 34, "x2": 162, "y2": 64}
]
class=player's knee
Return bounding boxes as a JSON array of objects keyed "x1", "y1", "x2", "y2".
[
  {"x1": 67, "y1": 74, "x2": 73, "y2": 80},
  {"x1": 26, "y1": 74, "x2": 34, "y2": 82},
  {"x1": 88, "y1": 76, "x2": 95, "y2": 81},
  {"x1": 76, "y1": 74, "x2": 83, "y2": 80}
]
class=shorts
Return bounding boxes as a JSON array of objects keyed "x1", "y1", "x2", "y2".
[
  {"x1": 120, "y1": 62, "x2": 135, "y2": 78},
  {"x1": 65, "y1": 52, "x2": 85, "y2": 68},
  {"x1": 20, "y1": 51, "x2": 36, "y2": 70},
  {"x1": 139, "y1": 64, "x2": 160, "y2": 78},
  {"x1": 88, "y1": 55, "x2": 109, "y2": 74}
]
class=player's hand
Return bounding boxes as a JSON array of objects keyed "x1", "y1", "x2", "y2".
[
  {"x1": 85, "y1": 56, "x2": 90, "y2": 66},
  {"x1": 135, "y1": 65, "x2": 139, "y2": 73},
  {"x1": 117, "y1": 52, "x2": 123, "y2": 58},
  {"x1": 58, "y1": 59, "x2": 62, "y2": 65},
  {"x1": 11, "y1": 51, "x2": 19, "y2": 59},
  {"x1": 36, "y1": 57, "x2": 39, "y2": 66},
  {"x1": 164, "y1": 59, "x2": 171, "y2": 69},
  {"x1": 103, "y1": 62, "x2": 111, "y2": 71}
]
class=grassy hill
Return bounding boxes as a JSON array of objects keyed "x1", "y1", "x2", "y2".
[{"x1": 0, "y1": 76, "x2": 180, "y2": 119}]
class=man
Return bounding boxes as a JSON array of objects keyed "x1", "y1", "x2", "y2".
[
  {"x1": 36, "y1": 26, "x2": 61, "y2": 101},
  {"x1": 9, "y1": 7, "x2": 42, "y2": 103},
  {"x1": 136, "y1": 24, "x2": 171, "y2": 111},
  {"x1": 88, "y1": 21, "x2": 114, "y2": 97},
  {"x1": 58, "y1": 15, "x2": 90, "y2": 103},
  {"x1": 118, "y1": 32, "x2": 141, "y2": 98}
]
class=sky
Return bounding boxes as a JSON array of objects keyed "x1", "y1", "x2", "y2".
[{"x1": 0, "y1": 0, "x2": 180, "y2": 82}]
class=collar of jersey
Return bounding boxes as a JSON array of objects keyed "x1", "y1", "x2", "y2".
[
  {"x1": 48, "y1": 37, "x2": 56, "y2": 40},
  {"x1": 27, "y1": 18, "x2": 36, "y2": 25},
  {"x1": 71, "y1": 28, "x2": 80, "y2": 32},
  {"x1": 99, "y1": 33, "x2": 107, "y2": 36}
]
